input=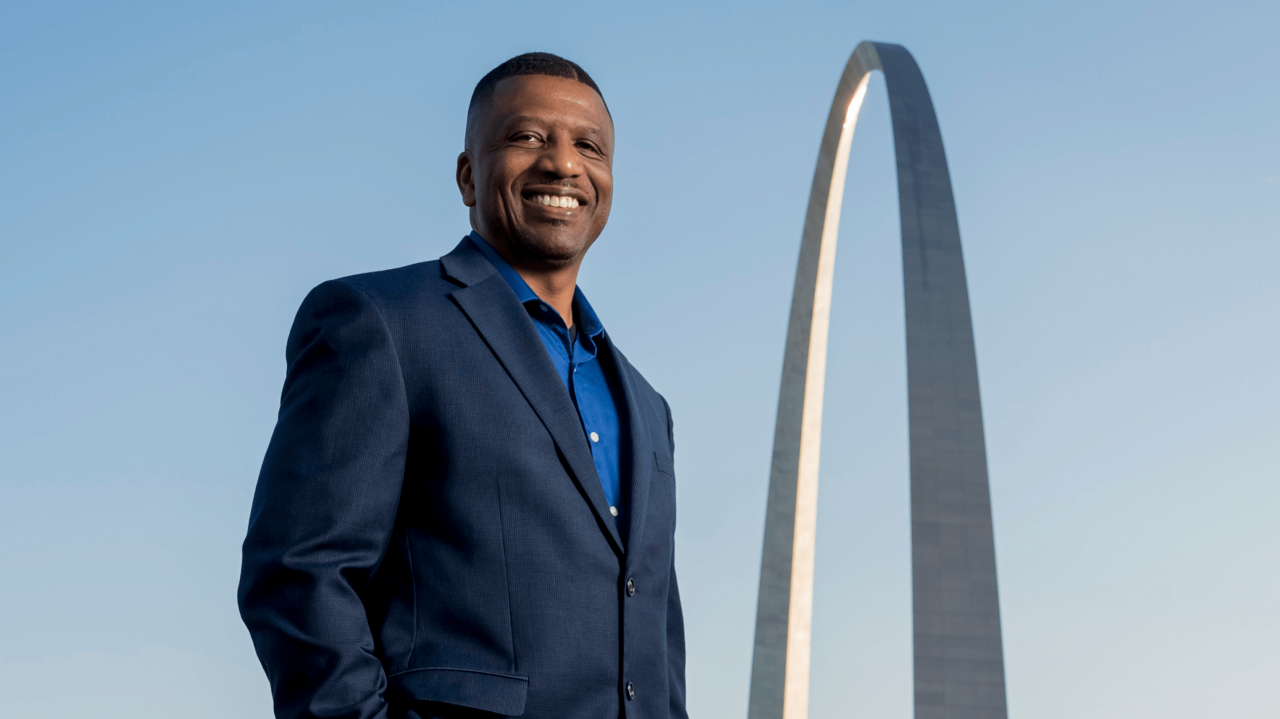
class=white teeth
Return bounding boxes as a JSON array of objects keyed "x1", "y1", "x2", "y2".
[{"x1": 533, "y1": 195, "x2": 579, "y2": 208}]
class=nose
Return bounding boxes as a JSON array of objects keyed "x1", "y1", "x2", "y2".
[{"x1": 535, "y1": 134, "x2": 581, "y2": 178}]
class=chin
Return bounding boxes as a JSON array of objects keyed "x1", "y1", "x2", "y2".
[{"x1": 514, "y1": 228, "x2": 592, "y2": 264}]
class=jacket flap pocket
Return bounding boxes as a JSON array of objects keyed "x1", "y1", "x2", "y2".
[
  {"x1": 388, "y1": 667, "x2": 528, "y2": 716},
  {"x1": 653, "y1": 451, "x2": 675, "y2": 476}
]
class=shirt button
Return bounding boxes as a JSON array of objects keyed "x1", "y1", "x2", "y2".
[
  {"x1": 609, "y1": 506, "x2": 618, "y2": 517},
  {"x1": 590, "y1": 431, "x2": 599, "y2": 443},
  {"x1": 540, "y1": 303, "x2": 549, "y2": 312},
  {"x1": 626, "y1": 577, "x2": 636, "y2": 596},
  {"x1": 625, "y1": 682, "x2": 635, "y2": 700}
]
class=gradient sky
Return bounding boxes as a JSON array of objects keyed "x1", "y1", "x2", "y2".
[{"x1": 2, "y1": 2, "x2": 1277, "y2": 717}]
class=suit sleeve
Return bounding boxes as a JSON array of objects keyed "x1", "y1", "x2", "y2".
[
  {"x1": 238, "y1": 279, "x2": 410, "y2": 719},
  {"x1": 662, "y1": 396, "x2": 690, "y2": 719}
]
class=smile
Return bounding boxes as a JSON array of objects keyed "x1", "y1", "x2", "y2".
[{"x1": 529, "y1": 194, "x2": 580, "y2": 208}]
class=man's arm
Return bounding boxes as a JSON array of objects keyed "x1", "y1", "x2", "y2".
[
  {"x1": 238, "y1": 279, "x2": 410, "y2": 719},
  {"x1": 663, "y1": 396, "x2": 689, "y2": 719}
]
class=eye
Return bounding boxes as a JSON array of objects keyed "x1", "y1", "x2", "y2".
[{"x1": 514, "y1": 132, "x2": 540, "y2": 143}]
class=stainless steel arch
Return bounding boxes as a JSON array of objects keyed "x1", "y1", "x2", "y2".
[{"x1": 747, "y1": 41, "x2": 1008, "y2": 719}]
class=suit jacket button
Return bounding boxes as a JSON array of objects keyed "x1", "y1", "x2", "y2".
[
  {"x1": 626, "y1": 577, "x2": 636, "y2": 596},
  {"x1": 626, "y1": 682, "x2": 635, "y2": 700}
]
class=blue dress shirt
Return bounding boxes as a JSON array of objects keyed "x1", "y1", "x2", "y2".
[{"x1": 469, "y1": 232, "x2": 630, "y2": 533}]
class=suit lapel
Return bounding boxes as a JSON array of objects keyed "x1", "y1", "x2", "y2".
[
  {"x1": 604, "y1": 336, "x2": 654, "y2": 566},
  {"x1": 443, "y1": 240, "x2": 625, "y2": 555}
]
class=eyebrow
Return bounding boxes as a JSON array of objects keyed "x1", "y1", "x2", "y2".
[{"x1": 502, "y1": 115, "x2": 608, "y2": 138}]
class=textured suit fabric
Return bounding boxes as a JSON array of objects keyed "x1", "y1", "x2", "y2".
[{"x1": 238, "y1": 237, "x2": 687, "y2": 719}]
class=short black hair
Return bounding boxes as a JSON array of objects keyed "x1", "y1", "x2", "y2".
[{"x1": 468, "y1": 52, "x2": 609, "y2": 117}]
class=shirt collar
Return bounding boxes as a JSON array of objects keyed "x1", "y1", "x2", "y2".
[{"x1": 468, "y1": 231, "x2": 606, "y2": 339}]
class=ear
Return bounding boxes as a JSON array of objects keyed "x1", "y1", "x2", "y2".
[{"x1": 456, "y1": 151, "x2": 477, "y2": 207}]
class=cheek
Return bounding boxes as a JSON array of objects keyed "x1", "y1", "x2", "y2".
[
  {"x1": 478, "y1": 156, "x2": 524, "y2": 201},
  {"x1": 592, "y1": 172, "x2": 614, "y2": 207}
]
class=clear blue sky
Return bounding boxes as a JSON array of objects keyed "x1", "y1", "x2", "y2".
[{"x1": 2, "y1": 2, "x2": 1277, "y2": 717}]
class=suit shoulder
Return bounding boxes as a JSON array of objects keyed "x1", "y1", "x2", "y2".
[
  {"x1": 295, "y1": 259, "x2": 459, "y2": 321},
  {"x1": 290, "y1": 259, "x2": 457, "y2": 342},
  {"x1": 334, "y1": 260, "x2": 451, "y2": 303},
  {"x1": 608, "y1": 341, "x2": 669, "y2": 412},
  {"x1": 611, "y1": 344, "x2": 675, "y2": 454}
]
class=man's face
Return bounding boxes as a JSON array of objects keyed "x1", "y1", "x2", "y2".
[{"x1": 457, "y1": 74, "x2": 614, "y2": 268}]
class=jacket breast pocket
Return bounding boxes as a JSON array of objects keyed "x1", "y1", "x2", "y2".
[
  {"x1": 653, "y1": 451, "x2": 675, "y2": 477},
  {"x1": 650, "y1": 451, "x2": 677, "y2": 532}
]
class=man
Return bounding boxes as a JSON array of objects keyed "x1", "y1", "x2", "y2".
[{"x1": 238, "y1": 53, "x2": 687, "y2": 719}]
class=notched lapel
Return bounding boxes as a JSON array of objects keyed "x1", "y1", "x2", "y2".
[
  {"x1": 450, "y1": 272, "x2": 626, "y2": 555},
  {"x1": 606, "y1": 338, "x2": 655, "y2": 568}
]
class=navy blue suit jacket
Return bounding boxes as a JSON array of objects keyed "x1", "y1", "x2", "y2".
[{"x1": 238, "y1": 238, "x2": 687, "y2": 719}]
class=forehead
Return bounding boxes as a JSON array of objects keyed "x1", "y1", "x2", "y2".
[{"x1": 483, "y1": 74, "x2": 613, "y2": 134}]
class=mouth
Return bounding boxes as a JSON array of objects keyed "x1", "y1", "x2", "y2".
[{"x1": 521, "y1": 188, "x2": 586, "y2": 210}]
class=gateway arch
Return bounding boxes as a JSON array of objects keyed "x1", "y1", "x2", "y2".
[{"x1": 747, "y1": 42, "x2": 1008, "y2": 719}]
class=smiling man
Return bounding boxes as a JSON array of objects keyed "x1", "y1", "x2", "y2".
[{"x1": 238, "y1": 53, "x2": 687, "y2": 719}]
